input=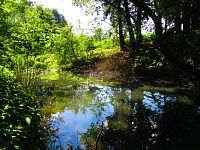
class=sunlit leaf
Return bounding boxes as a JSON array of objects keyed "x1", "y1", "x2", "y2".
[{"x1": 25, "y1": 117, "x2": 31, "y2": 126}]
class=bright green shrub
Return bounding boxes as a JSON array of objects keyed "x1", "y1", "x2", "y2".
[{"x1": 34, "y1": 62, "x2": 48, "y2": 70}]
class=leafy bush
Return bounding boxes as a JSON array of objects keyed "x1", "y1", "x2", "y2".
[
  {"x1": 94, "y1": 38, "x2": 117, "y2": 49},
  {"x1": 133, "y1": 42, "x2": 168, "y2": 77},
  {"x1": 34, "y1": 62, "x2": 48, "y2": 70},
  {"x1": 34, "y1": 54, "x2": 58, "y2": 71},
  {"x1": 0, "y1": 69, "x2": 42, "y2": 149}
]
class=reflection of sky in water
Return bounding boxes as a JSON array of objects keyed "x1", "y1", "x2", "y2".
[
  {"x1": 143, "y1": 91, "x2": 176, "y2": 114},
  {"x1": 50, "y1": 110, "x2": 99, "y2": 148},
  {"x1": 49, "y1": 83, "x2": 121, "y2": 149},
  {"x1": 49, "y1": 84, "x2": 177, "y2": 149},
  {"x1": 51, "y1": 106, "x2": 114, "y2": 148}
]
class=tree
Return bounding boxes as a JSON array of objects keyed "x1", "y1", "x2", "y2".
[
  {"x1": 75, "y1": 0, "x2": 200, "y2": 80},
  {"x1": 123, "y1": 0, "x2": 135, "y2": 49},
  {"x1": 129, "y1": 0, "x2": 200, "y2": 79},
  {"x1": 52, "y1": 9, "x2": 67, "y2": 26},
  {"x1": 94, "y1": 27, "x2": 104, "y2": 41},
  {"x1": 117, "y1": 1, "x2": 126, "y2": 51},
  {"x1": 54, "y1": 25, "x2": 77, "y2": 66}
]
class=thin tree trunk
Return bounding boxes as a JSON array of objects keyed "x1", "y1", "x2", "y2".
[
  {"x1": 118, "y1": 2, "x2": 125, "y2": 51},
  {"x1": 136, "y1": 6, "x2": 142, "y2": 46},
  {"x1": 191, "y1": 1, "x2": 200, "y2": 30},
  {"x1": 175, "y1": 13, "x2": 181, "y2": 32},
  {"x1": 182, "y1": 9, "x2": 191, "y2": 32},
  {"x1": 123, "y1": 0, "x2": 135, "y2": 49}
]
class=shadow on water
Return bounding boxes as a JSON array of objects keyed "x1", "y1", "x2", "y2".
[{"x1": 45, "y1": 83, "x2": 200, "y2": 150}]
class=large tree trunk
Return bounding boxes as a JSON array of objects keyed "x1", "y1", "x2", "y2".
[{"x1": 123, "y1": 0, "x2": 135, "y2": 49}]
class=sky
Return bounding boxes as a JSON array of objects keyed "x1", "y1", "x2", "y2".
[{"x1": 32, "y1": 0, "x2": 110, "y2": 34}]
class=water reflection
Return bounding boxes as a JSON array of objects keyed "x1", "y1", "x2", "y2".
[
  {"x1": 47, "y1": 83, "x2": 200, "y2": 150},
  {"x1": 48, "y1": 83, "x2": 123, "y2": 149},
  {"x1": 143, "y1": 91, "x2": 176, "y2": 114}
]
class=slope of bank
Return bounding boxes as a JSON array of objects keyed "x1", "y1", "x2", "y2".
[{"x1": 88, "y1": 51, "x2": 134, "y2": 83}]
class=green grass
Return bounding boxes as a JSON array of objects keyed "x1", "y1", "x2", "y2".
[
  {"x1": 92, "y1": 47, "x2": 119, "y2": 57},
  {"x1": 94, "y1": 38, "x2": 118, "y2": 49},
  {"x1": 92, "y1": 38, "x2": 119, "y2": 57},
  {"x1": 39, "y1": 71, "x2": 59, "y2": 80},
  {"x1": 142, "y1": 33, "x2": 156, "y2": 43}
]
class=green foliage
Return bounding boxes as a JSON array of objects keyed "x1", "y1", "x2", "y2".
[
  {"x1": 0, "y1": 1, "x2": 60, "y2": 148},
  {"x1": 34, "y1": 62, "x2": 48, "y2": 70},
  {"x1": 53, "y1": 27, "x2": 97, "y2": 70},
  {"x1": 0, "y1": 1, "x2": 55, "y2": 67},
  {"x1": 0, "y1": 69, "x2": 42, "y2": 149},
  {"x1": 53, "y1": 25, "x2": 76, "y2": 67},
  {"x1": 52, "y1": 9, "x2": 67, "y2": 26},
  {"x1": 93, "y1": 28, "x2": 104, "y2": 41},
  {"x1": 94, "y1": 38, "x2": 118, "y2": 49},
  {"x1": 167, "y1": 30, "x2": 200, "y2": 67},
  {"x1": 76, "y1": 34, "x2": 95, "y2": 54},
  {"x1": 10, "y1": 5, "x2": 54, "y2": 56},
  {"x1": 142, "y1": 33, "x2": 156, "y2": 43},
  {"x1": 36, "y1": 54, "x2": 58, "y2": 70},
  {"x1": 133, "y1": 41, "x2": 167, "y2": 77}
]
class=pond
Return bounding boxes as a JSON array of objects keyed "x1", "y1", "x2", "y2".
[{"x1": 46, "y1": 82, "x2": 200, "y2": 150}]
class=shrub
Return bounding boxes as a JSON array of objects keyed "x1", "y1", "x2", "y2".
[
  {"x1": 0, "y1": 69, "x2": 42, "y2": 149},
  {"x1": 34, "y1": 62, "x2": 48, "y2": 70}
]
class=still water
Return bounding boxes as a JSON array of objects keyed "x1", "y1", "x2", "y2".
[{"x1": 47, "y1": 82, "x2": 200, "y2": 150}]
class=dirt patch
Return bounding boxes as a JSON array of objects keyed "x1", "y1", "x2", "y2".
[
  {"x1": 81, "y1": 49, "x2": 181, "y2": 88},
  {"x1": 88, "y1": 51, "x2": 135, "y2": 83}
]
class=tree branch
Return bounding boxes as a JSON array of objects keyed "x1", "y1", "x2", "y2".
[{"x1": 129, "y1": 0, "x2": 163, "y2": 36}]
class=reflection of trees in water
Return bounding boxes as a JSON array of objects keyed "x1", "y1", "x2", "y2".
[
  {"x1": 47, "y1": 115, "x2": 64, "y2": 149},
  {"x1": 47, "y1": 83, "x2": 121, "y2": 149},
  {"x1": 82, "y1": 90, "x2": 200, "y2": 150},
  {"x1": 47, "y1": 83, "x2": 200, "y2": 149}
]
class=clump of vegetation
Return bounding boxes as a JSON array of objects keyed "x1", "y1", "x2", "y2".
[
  {"x1": 0, "y1": 69, "x2": 42, "y2": 149},
  {"x1": 132, "y1": 34, "x2": 168, "y2": 78}
]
